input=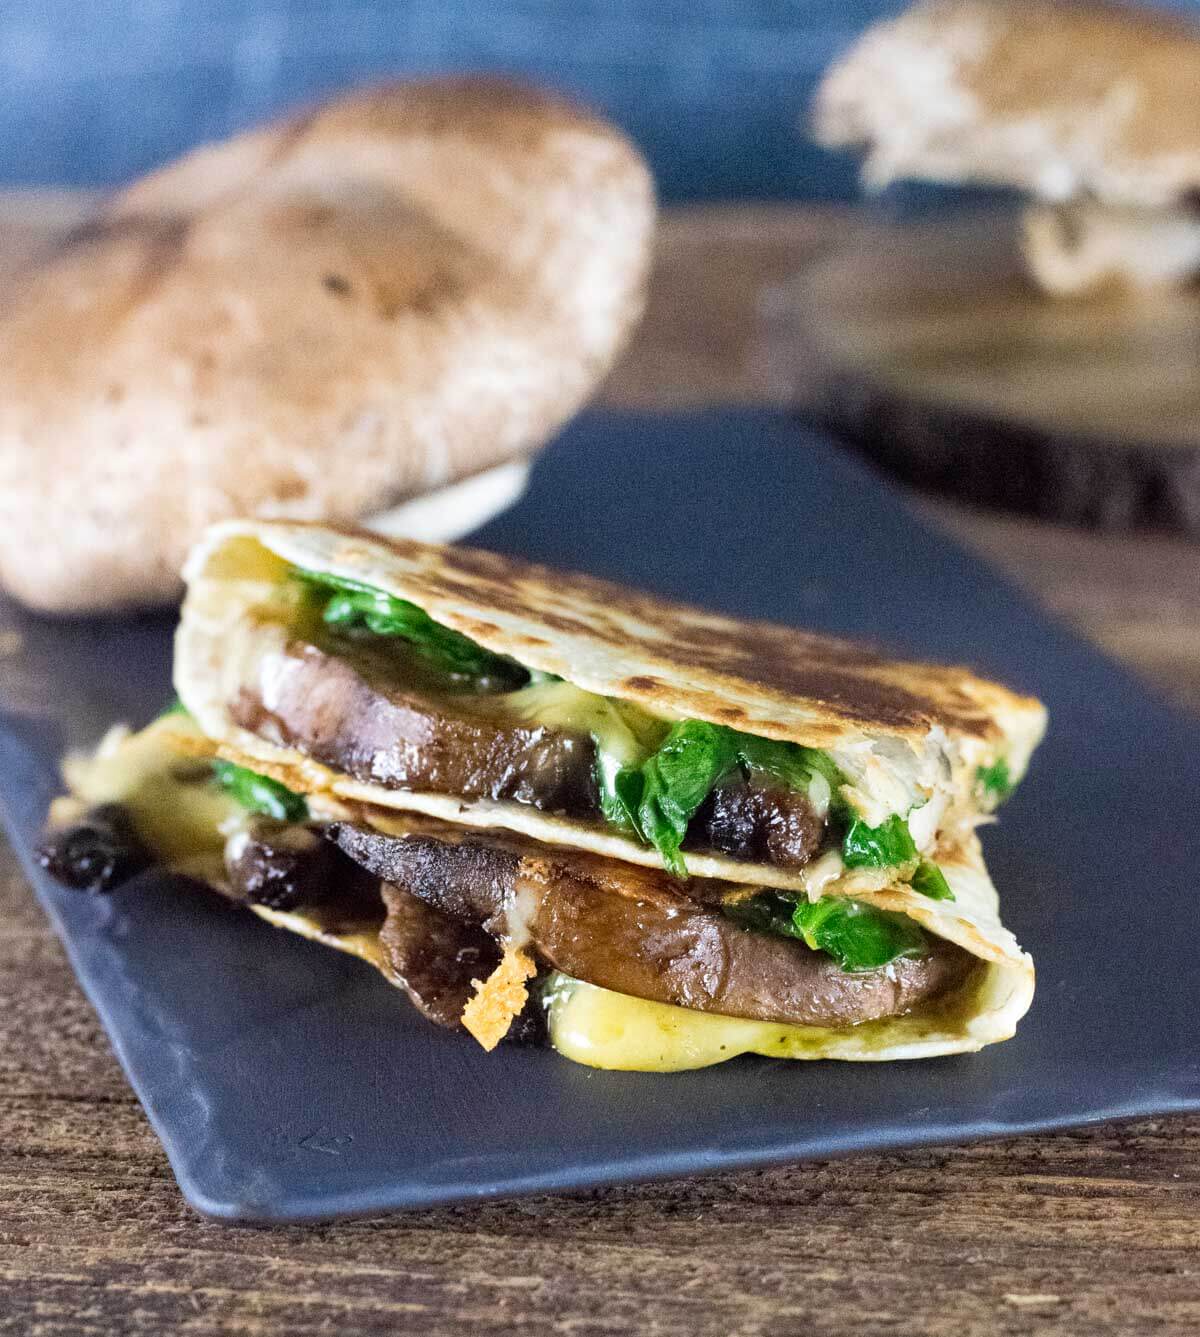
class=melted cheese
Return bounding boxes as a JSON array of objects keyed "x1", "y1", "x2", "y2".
[
  {"x1": 499, "y1": 678, "x2": 670, "y2": 763},
  {"x1": 501, "y1": 679, "x2": 675, "y2": 828},
  {"x1": 544, "y1": 962, "x2": 1006, "y2": 1070},
  {"x1": 545, "y1": 974, "x2": 856, "y2": 1071},
  {"x1": 59, "y1": 715, "x2": 241, "y2": 873}
]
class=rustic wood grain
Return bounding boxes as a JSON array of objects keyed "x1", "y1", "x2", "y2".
[
  {"x1": 763, "y1": 208, "x2": 1200, "y2": 534},
  {"x1": 2, "y1": 195, "x2": 1199, "y2": 1336}
]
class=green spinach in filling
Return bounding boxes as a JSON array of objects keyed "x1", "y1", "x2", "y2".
[
  {"x1": 212, "y1": 760, "x2": 309, "y2": 823},
  {"x1": 158, "y1": 702, "x2": 310, "y2": 823},
  {"x1": 726, "y1": 891, "x2": 928, "y2": 972},
  {"x1": 286, "y1": 568, "x2": 968, "y2": 966},
  {"x1": 976, "y1": 757, "x2": 1014, "y2": 804},
  {"x1": 596, "y1": 718, "x2": 839, "y2": 879},
  {"x1": 295, "y1": 567, "x2": 533, "y2": 691}
]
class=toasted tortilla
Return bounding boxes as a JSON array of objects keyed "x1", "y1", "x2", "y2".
[
  {"x1": 247, "y1": 806, "x2": 1032, "y2": 1065},
  {"x1": 169, "y1": 520, "x2": 1040, "y2": 1062},
  {"x1": 177, "y1": 520, "x2": 1046, "y2": 830}
]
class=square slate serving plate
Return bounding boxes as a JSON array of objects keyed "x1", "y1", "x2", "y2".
[{"x1": 1, "y1": 408, "x2": 1197, "y2": 1223}]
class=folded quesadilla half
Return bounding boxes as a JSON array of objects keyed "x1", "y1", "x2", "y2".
[{"x1": 41, "y1": 521, "x2": 1045, "y2": 1070}]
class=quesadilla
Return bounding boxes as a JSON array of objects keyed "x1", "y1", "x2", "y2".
[{"x1": 41, "y1": 521, "x2": 1045, "y2": 1070}]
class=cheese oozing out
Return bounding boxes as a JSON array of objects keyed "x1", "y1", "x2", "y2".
[
  {"x1": 543, "y1": 967, "x2": 994, "y2": 1071},
  {"x1": 544, "y1": 973, "x2": 847, "y2": 1071},
  {"x1": 55, "y1": 714, "x2": 243, "y2": 877}
]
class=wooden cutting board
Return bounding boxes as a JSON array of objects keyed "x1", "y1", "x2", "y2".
[{"x1": 765, "y1": 208, "x2": 1200, "y2": 535}]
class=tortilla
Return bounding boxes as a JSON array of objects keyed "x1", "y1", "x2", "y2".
[
  {"x1": 178, "y1": 520, "x2": 1045, "y2": 820},
  {"x1": 250, "y1": 820, "x2": 1032, "y2": 1068},
  {"x1": 166, "y1": 519, "x2": 1042, "y2": 1065}
]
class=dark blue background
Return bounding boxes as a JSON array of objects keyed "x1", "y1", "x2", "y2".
[{"x1": 6, "y1": 0, "x2": 1197, "y2": 201}]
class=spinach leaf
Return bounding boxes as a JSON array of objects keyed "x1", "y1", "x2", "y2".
[
  {"x1": 634, "y1": 720, "x2": 739, "y2": 878},
  {"x1": 976, "y1": 757, "x2": 1014, "y2": 804},
  {"x1": 598, "y1": 720, "x2": 843, "y2": 877},
  {"x1": 597, "y1": 763, "x2": 644, "y2": 835},
  {"x1": 213, "y1": 761, "x2": 309, "y2": 823},
  {"x1": 733, "y1": 733, "x2": 834, "y2": 795},
  {"x1": 294, "y1": 568, "x2": 528, "y2": 689},
  {"x1": 727, "y1": 891, "x2": 927, "y2": 972},
  {"x1": 840, "y1": 810, "x2": 954, "y2": 899},
  {"x1": 909, "y1": 859, "x2": 954, "y2": 901},
  {"x1": 159, "y1": 696, "x2": 190, "y2": 718},
  {"x1": 793, "y1": 897, "x2": 928, "y2": 971},
  {"x1": 842, "y1": 813, "x2": 919, "y2": 869}
]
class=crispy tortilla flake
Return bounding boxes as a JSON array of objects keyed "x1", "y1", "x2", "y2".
[{"x1": 461, "y1": 946, "x2": 537, "y2": 1051}]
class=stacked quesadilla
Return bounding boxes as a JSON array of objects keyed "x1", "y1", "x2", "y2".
[{"x1": 44, "y1": 521, "x2": 1045, "y2": 1070}]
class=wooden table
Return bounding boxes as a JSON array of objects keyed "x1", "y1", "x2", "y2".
[{"x1": 2, "y1": 199, "x2": 1198, "y2": 1336}]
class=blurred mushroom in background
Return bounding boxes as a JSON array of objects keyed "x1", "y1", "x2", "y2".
[
  {"x1": 0, "y1": 79, "x2": 655, "y2": 613},
  {"x1": 813, "y1": 0, "x2": 1200, "y2": 295}
]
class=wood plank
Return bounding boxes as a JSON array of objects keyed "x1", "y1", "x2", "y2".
[{"x1": 766, "y1": 210, "x2": 1200, "y2": 534}]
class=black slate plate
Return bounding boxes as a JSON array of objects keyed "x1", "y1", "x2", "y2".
[{"x1": 2, "y1": 409, "x2": 1196, "y2": 1223}]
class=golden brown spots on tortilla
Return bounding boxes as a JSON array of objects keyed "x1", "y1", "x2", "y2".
[
  {"x1": 537, "y1": 612, "x2": 600, "y2": 638},
  {"x1": 331, "y1": 544, "x2": 378, "y2": 571},
  {"x1": 455, "y1": 618, "x2": 501, "y2": 641},
  {"x1": 255, "y1": 525, "x2": 1025, "y2": 744}
]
